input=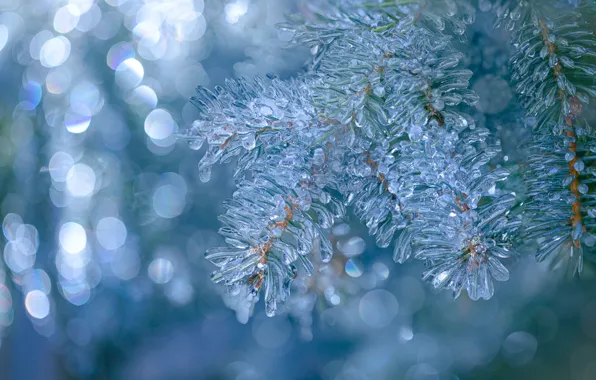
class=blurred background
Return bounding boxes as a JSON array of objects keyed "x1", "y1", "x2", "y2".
[{"x1": 0, "y1": 0, "x2": 595, "y2": 379}]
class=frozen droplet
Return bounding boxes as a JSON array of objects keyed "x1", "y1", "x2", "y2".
[
  {"x1": 199, "y1": 165, "x2": 211, "y2": 183},
  {"x1": 525, "y1": 116, "x2": 537, "y2": 127},
  {"x1": 187, "y1": 138, "x2": 204, "y2": 151},
  {"x1": 574, "y1": 160, "x2": 585, "y2": 172},
  {"x1": 431, "y1": 98, "x2": 445, "y2": 111},
  {"x1": 565, "y1": 152, "x2": 576, "y2": 162},
  {"x1": 259, "y1": 105, "x2": 273, "y2": 116},
  {"x1": 584, "y1": 233, "x2": 596, "y2": 247},
  {"x1": 241, "y1": 134, "x2": 256, "y2": 150},
  {"x1": 572, "y1": 222, "x2": 583, "y2": 241},
  {"x1": 312, "y1": 148, "x2": 325, "y2": 166},
  {"x1": 373, "y1": 86, "x2": 385, "y2": 97},
  {"x1": 408, "y1": 124, "x2": 423, "y2": 141},
  {"x1": 265, "y1": 297, "x2": 277, "y2": 317}
]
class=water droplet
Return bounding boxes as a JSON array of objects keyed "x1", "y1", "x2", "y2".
[{"x1": 565, "y1": 152, "x2": 576, "y2": 162}]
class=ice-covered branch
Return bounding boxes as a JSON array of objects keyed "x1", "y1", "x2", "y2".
[{"x1": 509, "y1": 5, "x2": 596, "y2": 274}]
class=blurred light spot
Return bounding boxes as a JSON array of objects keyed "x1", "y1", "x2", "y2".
[
  {"x1": 225, "y1": 1, "x2": 249, "y2": 24},
  {"x1": 29, "y1": 30, "x2": 53, "y2": 60},
  {"x1": 345, "y1": 259, "x2": 363, "y2": 278},
  {"x1": 182, "y1": 13, "x2": 206, "y2": 41},
  {"x1": 133, "y1": 21, "x2": 161, "y2": 46},
  {"x1": 148, "y1": 258, "x2": 174, "y2": 284},
  {"x1": 372, "y1": 261, "x2": 389, "y2": 280},
  {"x1": 337, "y1": 236, "x2": 365, "y2": 258},
  {"x1": 110, "y1": 248, "x2": 140, "y2": 280},
  {"x1": 4, "y1": 241, "x2": 35, "y2": 273},
  {"x1": 129, "y1": 85, "x2": 158, "y2": 108},
  {"x1": 59, "y1": 222, "x2": 87, "y2": 254},
  {"x1": 474, "y1": 75, "x2": 512, "y2": 114},
  {"x1": 106, "y1": 41, "x2": 134, "y2": 70},
  {"x1": 404, "y1": 363, "x2": 439, "y2": 380},
  {"x1": 96, "y1": 217, "x2": 127, "y2": 250},
  {"x1": 25, "y1": 290, "x2": 50, "y2": 319},
  {"x1": 359, "y1": 289, "x2": 399, "y2": 328},
  {"x1": 137, "y1": 35, "x2": 167, "y2": 61},
  {"x1": 66, "y1": 163, "x2": 96, "y2": 197},
  {"x1": 93, "y1": 11, "x2": 122, "y2": 40},
  {"x1": 68, "y1": 0, "x2": 94, "y2": 14},
  {"x1": 115, "y1": 58, "x2": 144, "y2": 89},
  {"x1": 65, "y1": 112, "x2": 91, "y2": 134},
  {"x1": 48, "y1": 151, "x2": 74, "y2": 182},
  {"x1": 399, "y1": 326, "x2": 414, "y2": 341},
  {"x1": 501, "y1": 331, "x2": 538, "y2": 367},
  {"x1": 19, "y1": 81, "x2": 41, "y2": 110},
  {"x1": 329, "y1": 294, "x2": 340, "y2": 306},
  {"x1": 40, "y1": 36, "x2": 71, "y2": 68},
  {"x1": 144, "y1": 108, "x2": 176, "y2": 140},
  {"x1": 70, "y1": 81, "x2": 102, "y2": 116},
  {"x1": 0, "y1": 285, "x2": 10, "y2": 312},
  {"x1": 22, "y1": 269, "x2": 52, "y2": 295},
  {"x1": 165, "y1": 277, "x2": 193, "y2": 305},
  {"x1": 49, "y1": 187, "x2": 69, "y2": 208},
  {"x1": 15, "y1": 224, "x2": 39, "y2": 256},
  {"x1": 252, "y1": 315, "x2": 292, "y2": 349},
  {"x1": 0, "y1": 25, "x2": 8, "y2": 52},
  {"x1": 46, "y1": 68, "x2": 72, "y2": 94},
  {"x1": 332, "y1": 223, "x2": 350, "y2": 236},
  {"x1": 76, "y1": 4, "x2": 101, "y2": 33},
  {"x1": 153, "y1": 183, "x2": 186, "y2": 218},
  {"x1": 44, "y1": 109, "x2": 63, "y2": 128},
  {"x1": 53, "y1": 5, "x2": 80, "y2": 34},
  {"x1": 3, "y1": 213, "x2": 23, "y2": 241},
  {"x1": 56, "y1": 249, "x2": 91, "y2": 278},
  {"x1": 61, "y1": 281, "x2": 90, "y2": 306}
]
